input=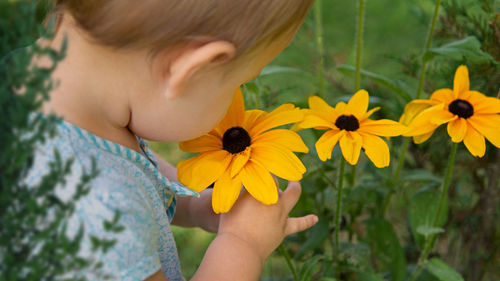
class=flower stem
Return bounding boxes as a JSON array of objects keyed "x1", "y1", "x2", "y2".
[
  {"x1": 409, "y1": 142, "x2": 458, "y2": 281},
  {"x1": 416, "y1": 0, "x2": 442, "y2": 99},
  {"x1": 350, "y1": 0, "x2": 365, "y2": 188},
  {"x1": 354, "y1": 0, "x2": 365, "y2": 92},
  {"x1": 314, "y1": 0, "x2": 326, "y2": 98},
  {"x1": 279, "y1": 243, "x2": 299, "y2": 281},
  {"x1": 381, "y1": 137, "x2": 410, "y2": 217},
  {"x1": 335, "y1": 157, "x2": 346, "y2": 256},
  {"x1": 383, "y1": 0, "x2": 442, "y2": 217}
]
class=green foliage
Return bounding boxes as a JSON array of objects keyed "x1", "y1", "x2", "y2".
[
  {"x1": 0, "y1": 1, "x2": 123, "y2": 280},
  {"x1": 150, "y1": 0, "x2": 500, "y2": 280},
  {"x1": 239, "y1": 0, "x2": 500, "y2": 280}
]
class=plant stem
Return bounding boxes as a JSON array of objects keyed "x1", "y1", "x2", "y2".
[
  {"x1": 416, "y1": 0, "x2": 442, "y2": 99},
  {"x1": 314, "y1": 0, "x2": 326, "y2": 98},
  {"x1": 383, "y1": 0, "x2": 442, "y2": 217},
  {"x1": 354, "y1": 0, "x2": 365, "y2": 92},
  {"x1": 381, "y1": 137, "x2": 410, "y2": 216},
  {"x1": 350, "y1": 0, "x2": 366, "y2": 188},
  {"x1": 335, "y1": 158, "x2": 346, "y2": 256},
  {"x1": 279, "y1": 243, "x2": 299, "y2": 281},
  {"x1": 409, "y1": 142, "x2": 458, "y2": 281}
]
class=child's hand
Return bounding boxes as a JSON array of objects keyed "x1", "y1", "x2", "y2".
[
  {"x1": 188, "y1": 189, "x2": 220, "y2": 233},
  {"x1": 217, "y1": 181, "x2": 318, "y2": 262}
]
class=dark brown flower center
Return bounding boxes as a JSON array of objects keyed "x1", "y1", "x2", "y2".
[
  {"x1": 448, "y1": 99, "x2": 474, "y2": 119},
  {"x1": 222, "y1": 127, "x2": 251, "y2": 154},
  {"x1": 335, "y1": 115, "x2": 359, "y2": 131}
]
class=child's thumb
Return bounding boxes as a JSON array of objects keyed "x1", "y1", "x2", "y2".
[{"x1": 285, "y1": 214, "x2": 318, "y2": 236}]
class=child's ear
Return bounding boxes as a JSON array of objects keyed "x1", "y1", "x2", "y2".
[{"x1": 164, "y1": 41, "x2": 236, "y2": 99}]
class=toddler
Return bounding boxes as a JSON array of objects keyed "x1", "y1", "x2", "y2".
[{"x1": 29, "y1": 1, "x2": 318, "y2": 280}]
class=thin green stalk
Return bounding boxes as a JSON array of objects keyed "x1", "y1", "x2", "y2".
[
  {"x1": 314, "y1": 0, "x2": 325, "y2": 98},
  {"x1": 381, "y1": 137, "x2": 410, "y2": 216},
  {"x1": 383, "y1": 0, "x2": 442, "y2": 217},
  {"x1": 354, "y1": 0, "x2": 365, "y2": 92},
  {"x1": 335, "y1": 158, "x2": 346, "y2": 256},
  {"x1": 351, "y1": 0, "x2": 366, "y2": 188},
  {"x1": 279, "y1": 244, "x2": 299, "y2": 281},
  {"x1": 409, "y1": 142, "x2": 458, "y2": 281},
  {"x1": 416, "y1": 0, "x2": 442, "y2": 99}
]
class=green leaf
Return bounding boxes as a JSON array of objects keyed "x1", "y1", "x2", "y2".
[
  {"x1": 260, "y1": 65, "x2": 308, "y2": 76},
  {"x1": 295, "y1": 216, "x2": 330, "y2": 258},
  {"x1": 416, "y1": 226, "x2": 444, "y2": 236},
  {"x1": 424, "y1": 36, "x2": 495, "y2": 64},
  {"x1": 409, "y1": 187, "x2": 448, "y2": 248},
  {"x1": 425, "y1": 258, "x2": 464, "y2": 281},
  {"x1": 337, "y1": 65, "x2": 413, "y2": 101},
  {"x1": 364, "y1": 218, "x2": 407, "y2": 281},
  {"x1": 355, "y1": 271, "x2": 384, "y2": 281},
  {"x1": 401, "y1": 169, "x2": 441, "y2": 183},
  {"x1": 298, "y1": 255, "x2": 322, "y2": 281}
]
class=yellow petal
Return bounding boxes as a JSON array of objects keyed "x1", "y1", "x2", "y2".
[
  {"x1": 468, "y1": 114, "x2": 500, "y2": 148},
  {"x1": 239, "y1": 160, "x2": 278, "y2": 205},
  {"x1": 242, "y1": 109, "x2": 266, "y2": 131},
  {"x1": 430, "y1": 89, "x2": 454, "y2": 104},
  {"x1": 358, "y1": 119, "x2": 406, "y2": 137},
  {"x1": 335, "y1": 101, "x2": 347, "y2": 114},
  {"x1": 251, "y1": 145, "x2": 306, "y2": 181},
  {"x1": 315, "y1": 130, "x2": 343, "y2": 161},
  {"x1": 177, "y1": 156, "x2": 200, "y2": 189},
  {"x1": 230, "y1": 147, "x2": 251, "y2": 178},
  {"x1": 298, "y1": 114, "x2": 334, "y2": 129},
  {"x1": 212, "y1": 172, "x2": 242, "y2": 214},
  {"x1": 463, "y1": 124, "x2": 486, "y2": 157},
  {"x1": 178, "y1": 150, "x2": 232, "y2": 192},
  {"x1": 404, "y1": 103, "x2": 444, "y2": 136},
  {"x1": 345, "y1": 89, "x2": 369, "y2": 119},
  {"x1": 308, "y1": 95, "x2": 337, "y2": 120},
  {"x1": 468, "y1": 91, "x2": 500, "y2": 114},
  {"x1": 363, "y1": 107, "x2": 380, "y2": 120},
  {"x1": 252, "y1": 129, "x2": 309, "y2": 153},
  {"x1": 250, "y1": 106, "x2": 304, "y2": 136},
  {"x1": 213, "y1": 89, "x2": 246, "y2": 137},
  {"x1": 179, "y1": 134, "x2": 222, "y2": 153},
  {"x1": 453, "y1": 65, "x2": 470, "y2": 97},
  {"x1": 360, "y1": 133, "x2": 390, "y2": 168},
  {"x1": 413, "y1": 131, "x2": 435, "y2": 144},
  {"x1": 339, "y1": 132, "x2": 363, "y2": 165},
  {"x1": 399, "y1": 102, "x2": 433, "y2": 125},
  {"x1": 447, "y1": 118, "x2": 467, "y2": 143},
  {"x1": 430, "y1": 110, "x2": 456, "y2": 125}
]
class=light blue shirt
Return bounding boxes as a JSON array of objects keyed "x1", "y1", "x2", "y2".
[{"x1": 26, "y1": 115, "x2": 198, "y2": 281}]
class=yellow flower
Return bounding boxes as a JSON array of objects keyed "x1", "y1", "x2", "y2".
[
  {"x1": 402, "y1": 65, "x2": 500, "y2": 157},
  {"x1": 299, "y1": 90, "x2": 406, "y2": 167},
  {"x1": 177, "y1": 88, "x2": 308, "y2": 213}
]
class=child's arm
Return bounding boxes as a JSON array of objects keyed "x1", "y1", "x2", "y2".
[
  {"x1": 153, "y1": 151, "x2": 219, "y2": 232},
  {"x1": 192, "y1": 182, "x2": 317, "y2": 280},
  {"x1": 144, "y1": 183, "x2": 316, "y2": 281}
]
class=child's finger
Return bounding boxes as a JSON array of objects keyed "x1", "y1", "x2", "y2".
[
  {"x1": 285, "y1": 215, "x2": 318, "y2": 236},
  {"x1": 281, "y1": 181, "x2": 302, "y2": 214}
]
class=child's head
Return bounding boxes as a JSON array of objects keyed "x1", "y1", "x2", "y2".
[{"x1": 49, "y1": 0, "x2": 314, "y2": 142}]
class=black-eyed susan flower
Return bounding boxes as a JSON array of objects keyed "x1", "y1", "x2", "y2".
[
  {"x1": 299, "y1": 90, "x2": 406, "y2": 168},
  {"x1": 402, "y1": 65, "x2": 500, "y2": 157},
  {"x1": 177, "y1": 88, "x2": 308, "y2": 213}
]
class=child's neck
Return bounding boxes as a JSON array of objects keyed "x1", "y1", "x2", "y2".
[{"x1": 39, "y1": 18, "x2": 154, "y2": 153}]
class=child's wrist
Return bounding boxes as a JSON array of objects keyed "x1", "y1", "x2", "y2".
[{"x1": 215, "y1": 232, "x2": 266, "y2": 267}]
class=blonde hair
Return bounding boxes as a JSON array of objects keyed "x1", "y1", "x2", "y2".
[{"x1": 50, "y1": 0, "x2": 314, "y2": 58}]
